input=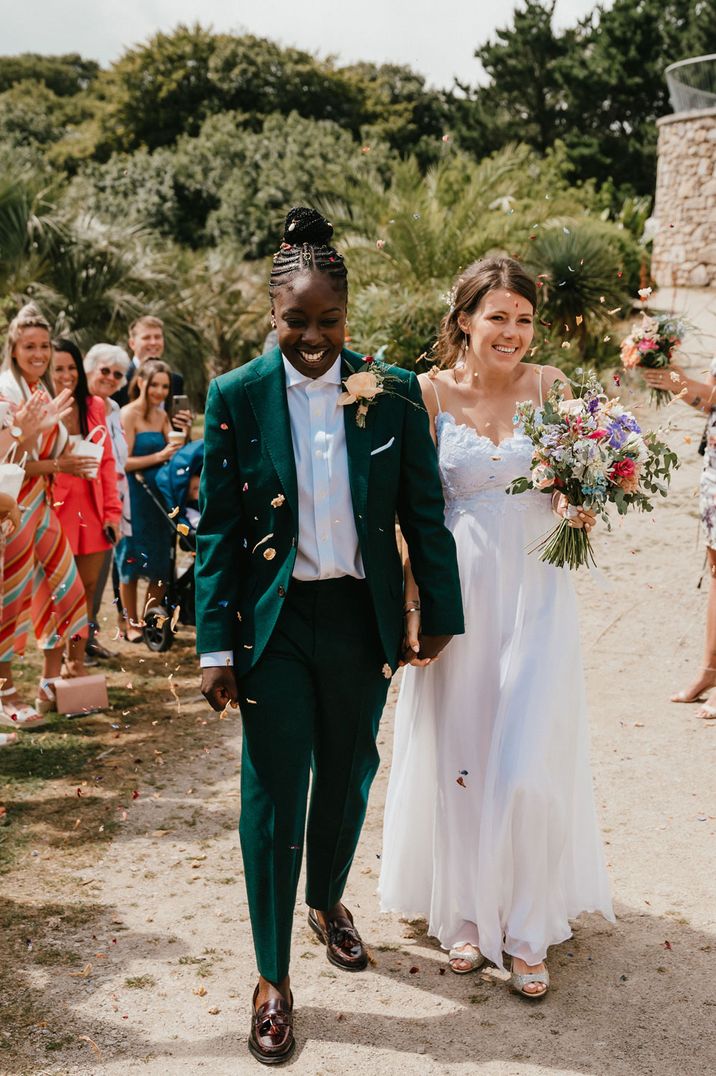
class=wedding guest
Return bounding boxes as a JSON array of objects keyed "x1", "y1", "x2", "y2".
[
  {"x1": 84, "y1": 343, "x2": 132, "y2": 655},
  {"x1": 197, "y1": 207, "x2": 463, "y2": 1064},
  {"x1": 51, "y1": 339, "x2": 121, "y2": 676},
  {"x1": 642, "y1": 359, "x2": 716, "y2": 717},
  {"x1": 0, "y1": 304, "x2": 91, "y2": 721},
  {"x1": 113, "y1": 316, "x2": 189, "y2": 433},
  {"x1": 116, "y1": 360, "x2": 179, "y2": 642},
  {"x1": 379, "y1": 257, "x2": 615, "y2": 998},
  {"x1": 0, "y1": 490, "x2": 21, "y2": 747}
]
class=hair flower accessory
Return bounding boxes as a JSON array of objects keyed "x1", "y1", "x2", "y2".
[{"x1": 338, "y1": 358, "x2": 385, "y2": 428}]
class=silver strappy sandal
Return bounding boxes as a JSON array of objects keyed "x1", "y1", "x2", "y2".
[
  {"x1": 509, "y1": 959, "x2": 549, "y2": 998},
  {"x1": 448, "y1": 944, "x2": 486, "y2": 974}
]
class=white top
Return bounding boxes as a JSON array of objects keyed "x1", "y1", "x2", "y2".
[{"x1": 200, "y1": 354, "x2": 363, "y2": 668}]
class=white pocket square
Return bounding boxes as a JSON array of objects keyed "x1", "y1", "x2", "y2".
[{"x1": 370, "y1": 437, "x2": 395, "y2": 457}]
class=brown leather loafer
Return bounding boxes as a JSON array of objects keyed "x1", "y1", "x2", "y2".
[
  {"x1": 308, "y1": 906, "x2": 368, "y2": 971},
  {"x1": 247, "y1": 984, "x2": 295, "y2": 1065}
]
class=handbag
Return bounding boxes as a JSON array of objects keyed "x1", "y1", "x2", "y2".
[
  {"x1": 0, "y1": 442, "x2": 28, "y2": 501},
  {"x1": 54, "y1": 674, "x2": 109, "y2": 716}
]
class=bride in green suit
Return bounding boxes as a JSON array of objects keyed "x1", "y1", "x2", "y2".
[{"x1": 196, "y1": 207, "x2": 464, "y2": 1065}]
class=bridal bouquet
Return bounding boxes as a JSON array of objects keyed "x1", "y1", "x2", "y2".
[
  {"x1": 620, "y1": 312, "x2": 688, "y2": 407},
  {"x1": 508, "y1": 375, "x2": 678, "y2": 569}
]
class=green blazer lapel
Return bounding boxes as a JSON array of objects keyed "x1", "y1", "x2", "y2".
[
  {"x1": 245, "y1": 350, "x2": 299, "y2": 513},
  {"x1": 341, "y1": 351, "x2": 372, "y2": 541}
]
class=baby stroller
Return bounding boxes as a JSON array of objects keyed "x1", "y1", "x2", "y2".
[{"x1": 136, "y1": 439, "x2": 203, "y2": 652}]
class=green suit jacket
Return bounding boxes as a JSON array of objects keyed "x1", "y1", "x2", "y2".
[{"x1": 195, "y1": 347, "x2": 464, "y2": 676}]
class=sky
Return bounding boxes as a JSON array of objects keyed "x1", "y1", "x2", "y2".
[{"x1": 0, "y1": 0, "x2": 601, "y2": 89}]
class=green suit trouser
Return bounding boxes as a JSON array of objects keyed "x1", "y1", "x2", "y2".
[{"x1": 237, "y1": 577, "x2": 391, "y2": 984}]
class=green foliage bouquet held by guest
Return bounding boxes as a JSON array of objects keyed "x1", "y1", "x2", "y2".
[
  {"x1": 509, "y1": 375, "x2": 679, "y2": 569},
  {"x1": 195, "y1": 205, "x2": 463, "y2": 1065}
]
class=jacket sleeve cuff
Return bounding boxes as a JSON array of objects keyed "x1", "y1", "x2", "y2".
[{"x1": 199, "y1": 651, "x2": 234, "y2": 668}]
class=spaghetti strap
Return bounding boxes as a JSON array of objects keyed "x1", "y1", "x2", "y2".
[
  {"x1": 538, "y1": 366, "x2": 544, "y2": 407},
  {"x1": 427, "y1": 376, "x2": 443, "y2": 413}
]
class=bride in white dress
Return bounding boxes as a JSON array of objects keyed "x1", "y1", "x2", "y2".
[{"x1": 379, "y1": 256, "x2": 614, "y2": 997}]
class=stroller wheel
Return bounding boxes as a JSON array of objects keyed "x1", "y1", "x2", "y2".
[{"x1": 144, "y1": 606, "x2": 174, "y2": 652}]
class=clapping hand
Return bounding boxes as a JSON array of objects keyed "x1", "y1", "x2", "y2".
[{"x1": 36, "y1": 388, "x2": 74, "y2": 432}]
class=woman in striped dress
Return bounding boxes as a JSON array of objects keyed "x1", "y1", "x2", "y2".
[{"x1": 0, "y1": 304, "x2": 94, "y2": 726}]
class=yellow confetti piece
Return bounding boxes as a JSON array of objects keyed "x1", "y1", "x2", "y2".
[
  {"x1": 263, "y1": 547, "x2": 276, "y2": 560},
  {"x1": 69, "y1": 963, "x2": 93, "y2": 978},
  {"x1": 177, "y1": 523, "x2": 190, "y2": 536},
  {"x1": 193, "y1": 986, "x2": 207, "y2": 997},
  {"x1": 168, "y1": 673, "x2": 181, "y2": 712},
  {"x1": 79, "y1": 1035, "x2": 102, "y2": 1058},
  {"x1": 170, "y1": 606, "x2": 181, "y2": 633},
  {"x1": 271, "y1": 494, "x2": 285, "y2": 508},
  {"x1": 168, "y1": 506, "x2": 180, "y2": 519},
  {"x1": 575, "y1": 315, "x2": 583, "y2": 326}
]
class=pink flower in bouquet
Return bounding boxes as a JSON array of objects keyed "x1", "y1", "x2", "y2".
[
  {"x1": 610, "y1": 457, "x2": 640, "y2": 493},
  {"x1": 637, "y1": 338, "x2": 655, "y2": 353},
  {"x1": 587, "y1": 429, "x2": 609, "y2": 441}
]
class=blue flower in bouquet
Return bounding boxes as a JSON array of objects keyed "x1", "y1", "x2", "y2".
[{"x1": 607, "y1": 413, "x2": 641, "y2": 449}]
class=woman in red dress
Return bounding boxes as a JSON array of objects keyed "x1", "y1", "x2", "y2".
[{"x1": 51, "y1": 339, "x2": 121, "y2": 676}]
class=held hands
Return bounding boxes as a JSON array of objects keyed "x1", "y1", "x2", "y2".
[
  {"x1": 552, "y1": 493, "x2": 596, "y2": 532},
  {"x1": 399, "y1": 605, "x2": 453, "y2": 667},
  {"x1": 201, "y1": 665, "x2": 239, "y2": 713}
]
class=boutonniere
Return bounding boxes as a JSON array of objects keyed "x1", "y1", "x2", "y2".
[{"x1": 338, "y1": 357, "x2": 385, "y2": 428}]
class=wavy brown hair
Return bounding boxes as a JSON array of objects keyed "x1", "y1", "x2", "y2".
[
  {"x1": 435, "y1": 257, "x2": 537, "y2": 368},
  {"x1": 129, "y1": 358, "x2": 172, "y2": 420}
]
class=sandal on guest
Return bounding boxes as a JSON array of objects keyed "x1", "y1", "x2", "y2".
[
  {"x1": 509, "y1": 958, "x2": 549, "y2": 999},
  {"x1": 34, "y1": 679, "x2": 59, "y2": 717},
  {"x1": 697, "y1": 703, "x2": 716, "y2": 720},
  {"x1": 448, "y1": 943, "x2": 485, "y2": 974},
  {"x1": 0, "y1": 687, "x2": 50, "y2": 730},
  {"x1": 671, "y1": 667, "x2": 716, "y2": 704}
]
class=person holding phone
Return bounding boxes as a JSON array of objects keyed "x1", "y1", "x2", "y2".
[{"x1": 51, "y1": 339, "x2": 122, "y2": 677}]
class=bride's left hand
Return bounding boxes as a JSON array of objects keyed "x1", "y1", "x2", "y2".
[{"x1": 553, "y1": 493, "x2": 596, "y2": 532}]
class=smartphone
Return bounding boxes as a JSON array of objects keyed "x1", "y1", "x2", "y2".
[
  {"x1": 103, "y1": 524, "x2": 118, "y2": 545},
  {"x1": 172, "y1": 395, "x2": 190, "y2": 414}
]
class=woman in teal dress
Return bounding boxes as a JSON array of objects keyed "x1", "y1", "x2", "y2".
[{"x1": 116, "y1": 360, "x2": 181, "y2": 641}]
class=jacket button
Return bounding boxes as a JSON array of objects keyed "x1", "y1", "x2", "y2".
[{"x1": 277, "y1": 585, "x2": 286, "y2": 597}]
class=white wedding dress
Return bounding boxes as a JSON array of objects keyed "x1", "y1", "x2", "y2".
[{"x1": 379, "y1": 384, "x2": 614, "y2": 969}]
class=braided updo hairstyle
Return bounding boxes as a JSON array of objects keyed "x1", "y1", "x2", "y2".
[{"x1": 269, "y1": 207, "x2": 348, "y2": 300}]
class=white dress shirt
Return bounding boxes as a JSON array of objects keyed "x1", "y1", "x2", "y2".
[{"x1": 200, "y1": 354, "x2": 363, "y2": 668}]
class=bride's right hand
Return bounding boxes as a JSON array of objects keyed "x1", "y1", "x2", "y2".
[{"x1": 400, "y1": 609, "x2": 432, "y2": 667}]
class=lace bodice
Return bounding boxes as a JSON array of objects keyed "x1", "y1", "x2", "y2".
[{"x1": 436, "y1": 411, "x2": 538, "y2": 515}]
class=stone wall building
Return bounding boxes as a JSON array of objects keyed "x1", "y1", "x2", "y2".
[{"x1": 652, "y1": 55, "x2": 716, "y2": 290}]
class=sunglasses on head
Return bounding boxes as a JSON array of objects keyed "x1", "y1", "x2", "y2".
[{"x1": 99, "y1": 367, "x2": 124, "y2": 380}]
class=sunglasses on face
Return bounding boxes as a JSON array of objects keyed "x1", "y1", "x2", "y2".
[{"x1": 99, "y1": 367, "x2": 124, "y2": 380}]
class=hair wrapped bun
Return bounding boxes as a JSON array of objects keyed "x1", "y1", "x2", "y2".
[{"x1": 283, "y1": 207, "x2": 334, "y2": 247}]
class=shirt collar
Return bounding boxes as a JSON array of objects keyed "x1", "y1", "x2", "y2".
[{"x1": 282, "y1": 353, "x2": 342, "y2": 389}]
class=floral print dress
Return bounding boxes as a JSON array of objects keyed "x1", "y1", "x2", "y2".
[{"x1": 700, "y1": 357, "x2": 716, "y2": 549}]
